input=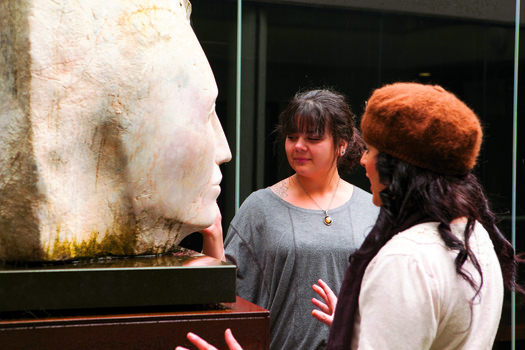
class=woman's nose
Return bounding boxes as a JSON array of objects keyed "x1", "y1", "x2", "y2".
[
  {"x1": 360, "y1": 153, "x2": 366, "y2": 167},
  {"x1": 295, "y1": 136, "x2": 307, "y2": 150}
]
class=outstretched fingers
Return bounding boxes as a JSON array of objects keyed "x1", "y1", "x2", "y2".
[
  {"x1": 187, "y1": 332, "x2": 218, "y2": 350},
  {"x1": 311, "y1": 279, "x2": 338, "y2": 327},
  {"x1": 175, "y1": 329, "x2": 243, "y2": 350},
  {"x1": 312, "y1": 284, "x2": 331, "y2": 314},
  {"x1": 224, "y1": 329, "x2": 243, "y2": 350}
]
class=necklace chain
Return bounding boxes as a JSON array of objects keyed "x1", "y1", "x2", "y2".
[{"x1": 295, "y1": 174, "x2": 340, "y2": 226}]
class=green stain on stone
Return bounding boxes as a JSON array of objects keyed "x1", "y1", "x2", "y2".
[{"x1": 46, "y1": 224, "x2": 139, "y2": 261}]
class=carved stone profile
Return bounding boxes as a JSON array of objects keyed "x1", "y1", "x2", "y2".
[{"x1": 0, "y1": 0, "x2": 231, "y2": 261}]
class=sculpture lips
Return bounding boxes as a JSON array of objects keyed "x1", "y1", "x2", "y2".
[{"x1": 211, "y1": 167, "x2": 223, "y2": 187}]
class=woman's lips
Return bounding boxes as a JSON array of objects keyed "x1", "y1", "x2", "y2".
[{"x1": 295, "y1": 157, "x2": 309, "y2": 163}]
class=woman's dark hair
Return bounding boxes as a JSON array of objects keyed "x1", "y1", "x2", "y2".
[
  {"x1": 327, "y1": 152, "x2": 525, "y2": 347},
  {"x1": 358, "y1": 151, "x2": 525, "y2": 295},
  {"x1": 274, "y1": 88, "x2": 365, "y2": 174}
]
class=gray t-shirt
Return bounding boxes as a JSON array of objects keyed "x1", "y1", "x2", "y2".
[{"x1": 224, "y1": 186, "x2": 379, "y2": 350}]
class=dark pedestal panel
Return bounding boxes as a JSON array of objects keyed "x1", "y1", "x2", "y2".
[
  {"x1": 0, "y1": 296, "x2": 270, "y2": 350},
  {"x1": 0, "y1": 248, "x2": 236, "y2": 312}
]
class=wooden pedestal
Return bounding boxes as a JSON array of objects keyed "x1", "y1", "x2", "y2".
[{"x1": 0, "y1": 296, "x2": 270, "y2": 350}]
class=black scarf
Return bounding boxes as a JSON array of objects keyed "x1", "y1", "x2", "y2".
[{"x1": 326, "y1": 211, "x2": 435, "y2": 349}]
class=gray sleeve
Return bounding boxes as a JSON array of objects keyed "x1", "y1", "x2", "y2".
[{"x1": 224, "y1": 192, "x2": 271, "y2": 308}]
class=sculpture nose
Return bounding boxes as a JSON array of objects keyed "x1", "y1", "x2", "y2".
[{"x1": 212, "y1": 112, "x2": 232, "y2": 165}]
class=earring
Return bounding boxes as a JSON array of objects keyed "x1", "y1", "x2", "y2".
[{"x1": 341, "y1": 149, "x2": 345, "y2": 155}]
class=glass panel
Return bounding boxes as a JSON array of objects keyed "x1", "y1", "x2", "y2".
[
  {"x1": 189, "y1": 0, "x2": 524, "y2": 347},
  {"x1": 264, "y1": 5, "x2": 518, "y2": 212},
  {"x1": 262, "y1": 6, "x2": 520, "y2": 347}
]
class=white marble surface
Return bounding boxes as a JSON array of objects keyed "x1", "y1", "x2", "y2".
[{"x1": 0, "y1": 0, "x2": 231, "y2": 261}]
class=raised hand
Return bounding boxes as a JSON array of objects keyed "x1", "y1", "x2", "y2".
[
  {"x1": 199, "y1": 203, "x2": 226, "y2": 261},
  {"x1": 175, "y1": 329, "x2": 242, "y2": 350},
  {"x1": 312, "y1": 278, "x2": 338, "y2": 327}
]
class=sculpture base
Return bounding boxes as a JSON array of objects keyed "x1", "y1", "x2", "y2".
[
  {"x1": 0, "y1": 296, "x2": 270, "y2": 350},
  {"x1": 0, "y1": 247, "x2": 236, "y2": 312}
]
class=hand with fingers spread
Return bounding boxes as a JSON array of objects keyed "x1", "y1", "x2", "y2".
[
  {"x1": 175, "y1": 329, "x2": 243, "y2": 350},
  {"x1": 312, "y1": 278, "x2": 338, "y2": 327}
]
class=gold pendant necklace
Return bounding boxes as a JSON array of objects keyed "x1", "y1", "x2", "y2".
[{"x1": 296, "y1": 175, "x2": 340, "y2": 226}]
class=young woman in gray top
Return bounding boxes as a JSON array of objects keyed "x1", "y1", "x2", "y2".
[{"x1": 199, "y1": 89, "x2": 379, "y2": 350}]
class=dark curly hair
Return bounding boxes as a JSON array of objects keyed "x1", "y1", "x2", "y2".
[
  {"x1": 274, "y1": 88, "x2": 365, "y2": 174},
  {"x1": 358, "y1": 151, "x2": 525, "y2": 295},
  {"x1": 327, "y1": 152, "x2": 525, "y2": 348}
]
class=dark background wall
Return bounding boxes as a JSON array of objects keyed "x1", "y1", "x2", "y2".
[
  {"x1": 184, "y1": 0, "x2": 524, "y2": 250},
  {"x1": 180, "y1": 1, "x2": 525, "y2": 346}
]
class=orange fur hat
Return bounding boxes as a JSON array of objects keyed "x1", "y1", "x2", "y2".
[{"x1": 361, "y1": 82, "x2": 482, "y2": 175}]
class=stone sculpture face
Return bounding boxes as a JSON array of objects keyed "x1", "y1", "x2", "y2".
[{"x1": 0, "y1": 0, "x2": 231, "y2": 261}]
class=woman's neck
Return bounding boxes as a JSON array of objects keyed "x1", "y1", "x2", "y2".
[{"x1": 294, "y1": 169, "x2": 340, "y2": 194}]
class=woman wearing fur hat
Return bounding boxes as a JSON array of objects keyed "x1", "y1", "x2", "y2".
[{"x1": 314, "y1": 82, "x2": 525, "y2": 349}]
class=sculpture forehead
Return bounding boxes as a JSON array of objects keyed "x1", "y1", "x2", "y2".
[
  {"x1": 46, "y1": 0, "x2": 192, "y2": 17},
  {"x1": 31, "y1": 0, "x2": 193, "y2": 60},
  {"x1": 116, "y1": 0, "x2": 192, "y2": 31},
  {"x1": 30, "y1": 0, "x2": 213, "y2": 103},
  {"x1": 32, "y1": 0, "x2": 192, "y2": 32}
]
